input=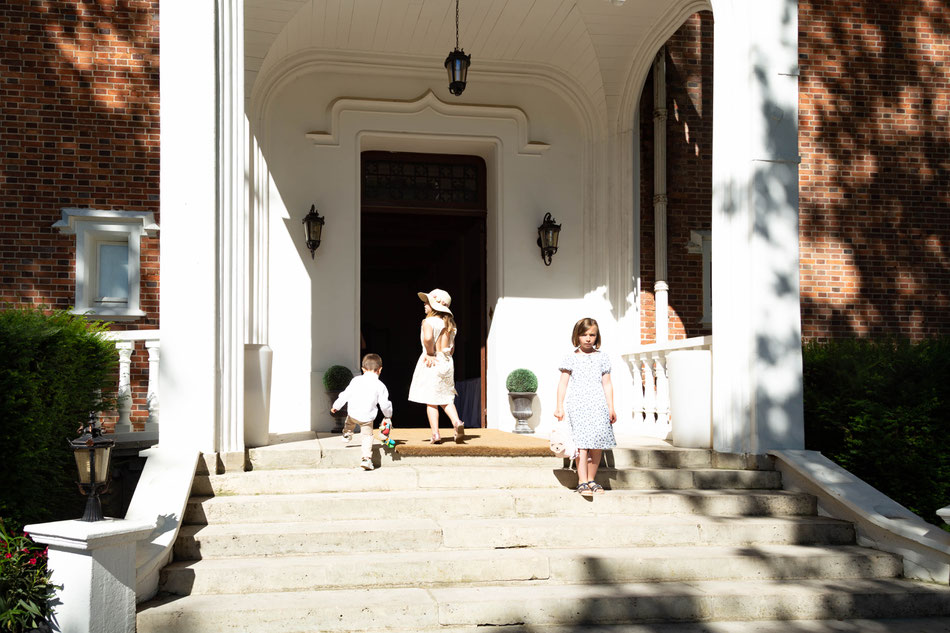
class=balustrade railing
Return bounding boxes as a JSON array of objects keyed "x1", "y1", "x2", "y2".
[
  {"x1": 102, "y1": 330, "x2": 160, "y2": 443},
  {"x1": 621, "y1": 335, "x2": 712, "y2": 435}
]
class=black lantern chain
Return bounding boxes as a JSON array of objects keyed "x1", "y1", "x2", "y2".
[{"x1": 444, "y1": 0, "x2": 471, "y2": 97}]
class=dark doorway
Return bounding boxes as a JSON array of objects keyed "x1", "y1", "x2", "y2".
[{"x1": 360, "y1": 152, "x2": 487, "y2": 428}]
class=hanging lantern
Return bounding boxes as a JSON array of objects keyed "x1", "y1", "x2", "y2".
[
  {"x1": 444, "y1": 0, "x2": 471, "y2": 96},
  {"x1": 302, "y1": 204, "x2": 325, "y2": 259},
  {"x1": 537, "y1": 212, "x2": 562, "y2": 266}
]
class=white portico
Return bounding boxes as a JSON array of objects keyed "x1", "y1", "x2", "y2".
[{"x1": 158, "y1": 0, "x2": 804, "y2": 469}]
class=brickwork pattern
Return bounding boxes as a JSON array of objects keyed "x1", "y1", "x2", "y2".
[
  {"x1": 799, "y1": 0, "x2": 950, "y2": 340},
  {"x1": 639, "y1": 12, "x2": 714, "y2": 344},
  {"x1": 0, "y1": 1, "x2": 160, "y2": 426}
]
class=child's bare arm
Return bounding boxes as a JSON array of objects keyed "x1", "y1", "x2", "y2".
[
  {"x1": 602, "y1": 373, "x2": 616, "y2": 424},
  {"x1": 554, "y1": 371, "x2": 570, "y2": 420}
]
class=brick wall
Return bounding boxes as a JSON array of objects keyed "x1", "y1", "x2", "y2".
[
  {"x1": 0, "y1": 1, "x2": 160, "y2": 427},
  {"x1": 799, "y1": 0, "x2": 950, "y2": 340},
  {"x1": 639, "y1": 12, "x2": 714, "y2": 344}
]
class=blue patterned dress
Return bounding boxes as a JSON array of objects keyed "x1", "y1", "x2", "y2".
[{"x1": 559, "y1": 350, "x2": 616, "y2": 450}]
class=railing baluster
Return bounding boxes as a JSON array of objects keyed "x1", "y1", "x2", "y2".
[
  {"x1": 145, "y1": 340, "x2": 160, "y2": 434},
  {"x1": 115, "y1": 341, "x2": 134, "y2": 433},
  {"x1": 629, "y1": 354, "x2": 645, "y2": 424},
  {"x1": 655, "y1": 352, "x2": 670, "y2": 426},
  {"x1": 642, "y1": 357, "x2": 656, "y2": 423}
]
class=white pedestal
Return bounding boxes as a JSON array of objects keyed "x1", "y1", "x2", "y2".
[
  {"x1": 667, "y1": 350, "x2": 712, "y2": 449},
  {"x1": 24, "y1": 518, "x2": 155, "y2": 633},
  {"x1": 245, "y1": 343, "x2": 273, "y2": 447}
]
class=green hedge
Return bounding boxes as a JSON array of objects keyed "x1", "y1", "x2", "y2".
[
  {"x1": 803, "y1": 338, "x2": 950, "y2": 528},
  {"x1": 0, "y1": 308, "x2": 116, "y2": 531}
]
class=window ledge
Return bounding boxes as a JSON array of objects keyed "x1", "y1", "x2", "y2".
[{"x1": 71, "y1": 308, "x2": 147, "y2": 322}]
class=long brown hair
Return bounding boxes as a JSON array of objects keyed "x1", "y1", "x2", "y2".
[
  {"x1": 571, "y1": 317, "x2": 601, "y2": 348},
  {"x1": 424, "y1": 308, "x2": 457, "y2": 349}
]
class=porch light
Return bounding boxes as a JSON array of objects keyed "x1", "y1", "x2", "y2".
[
  {"x1": 444, "y1": 0, "x2": 471, "y2": 96},
  {"x1": 302, "y1": 204, "x2": 325, "y2": 258},
  {"x1": 537, "y1": 212, "x2": 561, "y2": 266},
  {"x1": 70, "y1": 412, "x2": 114, "y2": 522}
]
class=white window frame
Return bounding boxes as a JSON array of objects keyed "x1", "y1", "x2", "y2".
[
  {"x1": 52, "y1": 208, "x2": 159, "y2": 321},
  {"x1": 686, "y1": 229, "x2": 712, "y2": 327}
]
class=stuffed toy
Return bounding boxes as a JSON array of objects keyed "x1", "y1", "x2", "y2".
[{"x1": 378, "y1": 418, "x2": 396, "y2": 449}]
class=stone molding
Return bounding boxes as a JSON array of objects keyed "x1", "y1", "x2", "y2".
[{"x1": 305, "y1": 90, "x2": 550, "y2": 157}]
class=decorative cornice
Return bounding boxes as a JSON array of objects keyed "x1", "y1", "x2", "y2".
[
  {"x1": 249, "y1": 49, "x2": 604, "y2": 145},
  {"x1": 52, "y1": 208, "x2": 160, "y2": 236},
  {"x1": 304, "y1": 90, "x2": 550, "y2": 156}
]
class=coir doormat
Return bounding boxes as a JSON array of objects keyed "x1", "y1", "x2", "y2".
[{"x1": 389, "y1": 427, "x2": 553, "y2": 457}]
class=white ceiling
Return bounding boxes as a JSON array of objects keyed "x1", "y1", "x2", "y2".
[{"x1": 245, "y1": 0, "x2": 707, "y2": 125}]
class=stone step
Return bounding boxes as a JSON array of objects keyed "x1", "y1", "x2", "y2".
[
  {"x1": 248, "y1": 438, "x2": 772, "y2": 471},
  {"x1": 137, "y1": 578, "x2": 950, "y2": 633},
  {"x1": 194, "y1": 465, "x2": 782, "y2": 496},
  {"x1": 173, "y1": 515, "x2": 855, "y2": 560},
  {"x1": 161, "y1": 544, "x2": 901, "y2": 595},
  {"x1": 184, "y1": 487, "x2": 810, "y2": 525},
  {"x1": 387, "y1": 621, "x2": 950, "y2": 633}
]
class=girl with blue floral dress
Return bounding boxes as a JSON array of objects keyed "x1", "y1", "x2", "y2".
[{"x1": 554, "y1": 317, "x2": 616, "y2": 496}]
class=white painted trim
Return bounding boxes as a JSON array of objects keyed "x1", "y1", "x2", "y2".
[
  {"x1": 53, "y1": 208, "x2": 157, "y2": 321},
  {"x1": 248, "y1": 50, "x2": 602, "y2": 145},
  {"x1": 616, "y1": 0, "x2": 713, "y2": 133},
  {"x1": 102, "y1": 329, "x2": 161, "y2": 342},
  {"x1": 306, "y1": 90, "x2": 550, "y2": 157},
  {"x1": 53, "y1": 208, "x2": 159, "y2": 236}
]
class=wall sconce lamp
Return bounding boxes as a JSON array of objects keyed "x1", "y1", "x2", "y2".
[
  {"x1": 537, "y1": 212, "x2": 561, "y2": 266},
  {"x1": 70, "y1": 412, "x2": 114, "y2": 522},
  {"x1": 302, "y1": 204, "x2": 325, "y2": 259}
]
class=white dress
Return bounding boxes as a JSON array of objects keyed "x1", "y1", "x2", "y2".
[
  {"x1": 558, "y1": 350, "x2": 615, "y2": 450},
  {"x1": 408, "y1": 316, "x2": 457, "y2": 405}
]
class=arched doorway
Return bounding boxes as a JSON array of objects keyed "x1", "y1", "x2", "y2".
[{"x1": 359, "y1": 151, "x2": 487, "y2": 428}]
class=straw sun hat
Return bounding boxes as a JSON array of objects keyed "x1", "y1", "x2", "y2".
[{"x1": 417, "y1": 288, "x2": 452, "y2": 315}]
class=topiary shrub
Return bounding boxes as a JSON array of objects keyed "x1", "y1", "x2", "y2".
[
  {"x1": 322, "y1": 365, "x2": 354, "y2": 391},
  {"x1": 0, "y1": 308, "x2": 116, "y2": 531},
  {"x1": 803, "y1": 337, "x2": 950, "y2": 529},
  {"x1": 505, "y1": 368, "x2": 538, "y2": 393}
]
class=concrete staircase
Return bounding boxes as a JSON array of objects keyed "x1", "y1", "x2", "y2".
[{"x1": 137, "y1": 435, "x2": 950, "y2": 632}]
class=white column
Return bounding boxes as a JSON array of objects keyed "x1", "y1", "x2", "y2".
[
  {"x1": 653, "y1": 49, "x2": 669, "y2": 343},
  {"x1": 114, "y1": 342, "x2": 133, "y2": 433},
  {"x1": 215, "y1": 0, "x2": 247, "y2": 463},
  {"x1": 160, "y1": 0, "x2": 246, "y2": 462},
  {"x1": 710, "y1": 0, "x2": 804, "y2": 453},
  {"x1": 25, "y1": 519, "x2": 154, "y2": 633}
]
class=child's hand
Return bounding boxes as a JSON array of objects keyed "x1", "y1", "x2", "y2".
[
  {"x1": 554, "y1": 407, "x2": 565, "y2": 421},
  {"x1": 330, "y1": 408, "x2": 337, "y2": 414},
  {"x1": 609, "y1": 408, "x2": 617, "y2": 424}
]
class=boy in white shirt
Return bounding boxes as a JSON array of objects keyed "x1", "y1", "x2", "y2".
[{"x1": 331, "y1": 353, "x2": 393, "y2": 471}]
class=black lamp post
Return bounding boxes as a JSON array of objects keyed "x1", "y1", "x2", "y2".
[
  {"x1": 444, "y1": 0, "x2": 471, "y2": 96},
  {"x1": 537, "y1": 212, "x2": 562, "y2": 266},
  {"x1": 302, "y1": 204, "x2": 325, "y2": 258},
  {"x1": 70, "y1": 412, "x2": 114, "y2": 522}
]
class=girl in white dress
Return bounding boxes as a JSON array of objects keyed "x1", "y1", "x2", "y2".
[
  {"x1": 554, "y1": 317, "x2": 616, "y2": 496},
  {"x1": 407, "y1": 289, "x2": 465, "y2": 444}
]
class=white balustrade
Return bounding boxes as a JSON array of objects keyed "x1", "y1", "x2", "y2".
[
  {"x1": 622, "y1": 336, "x2": 712, "y2": 439},
  {"x1": 115, "y1": 342, "x2": 134, "y2": 432},
  {"x1": 102, "y1": 330, "x2": 161, "y2": 444}
]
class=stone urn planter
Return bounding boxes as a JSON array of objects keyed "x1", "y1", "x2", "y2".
[
  {"x1": 323, "y1": 364, "x2": 354, "y2": 433},
  {"x1": 506, "y1": 368, "x2": 538, "y2": 434}
]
